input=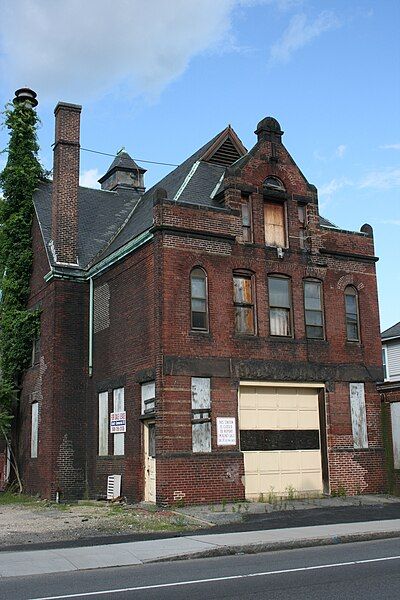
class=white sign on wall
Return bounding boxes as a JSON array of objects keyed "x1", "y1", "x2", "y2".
[
  {"x1": 110, "y1": 411, "x2": 126, "y2": 433},
  {"x1": 217, "y1": 417, "x2": 236, "y2": 446}
]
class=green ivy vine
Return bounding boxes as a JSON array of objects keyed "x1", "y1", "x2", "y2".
[{"x1": 0, "y1": 99, "x2": 44, "y2": 432}]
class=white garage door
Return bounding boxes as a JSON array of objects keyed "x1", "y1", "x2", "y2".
[{"x1": 239, "y1": 385, "x2": 323, "y2": 499}]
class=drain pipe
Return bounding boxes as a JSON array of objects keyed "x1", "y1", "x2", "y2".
[{"x1": 89, "y1": 276, "x2": 93, "y2": 377}]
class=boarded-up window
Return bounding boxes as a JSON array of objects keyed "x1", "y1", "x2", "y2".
[
  {"x1": 233, "y1": 274, "x2": 255, "y2": 335},
  {"x1": 350, "y1": 383, "x2": 368, "y2": 449},
  {"x1": 98, "y1": 391, "x2": 109, "y2": 456},
  {"x1": 190, "y1": 268, "x2": 208, "y2": 331},
  {"x1": 113, "y1": 388, "x2": 125, "y2": 456},
  {"x1": 241, "y1": 197, "x2": 252, "y2": 242},
  {"x1": 264, "y1": 202, "x2": 286, "y2": 247},
  {"x1": 391, "y1": 402, "x2": 400, "y2": 469},
  {"x1": 191, "y1": 377, "x2": 211, "y2": 453},
  {"x1": 31, "y1": 402, "x2": 39, "y2": 458},
  {"x1": 94, "y1": 284, "x2": 110, "y2": 333},
  {"x1": 141, "y1": 381, "x2": 155, "y2": 415},
  {"x1": 268, "y1": 276, "x2": 292, "y2": 337}
]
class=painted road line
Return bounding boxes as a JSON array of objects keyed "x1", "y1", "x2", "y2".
[{"x1": 28, "y1": 553, "x2": 400, "y2": 600}]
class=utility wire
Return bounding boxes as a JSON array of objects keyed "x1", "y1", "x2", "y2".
[{"x1": 80, "y1": 146, "x2": 179, "y2": 167}]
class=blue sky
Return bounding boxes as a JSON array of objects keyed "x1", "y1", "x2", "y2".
[{"x1": 0, "y1": 0, "x2": 399, "y2": 330}]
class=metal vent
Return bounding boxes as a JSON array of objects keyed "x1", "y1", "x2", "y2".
[{"x1": 207, "y1": 137, "x2": 242, "y2": 166}]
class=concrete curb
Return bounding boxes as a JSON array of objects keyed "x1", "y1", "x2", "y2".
[{"x1": 153, "y1": 530, "x2": 400, "y2": 563}]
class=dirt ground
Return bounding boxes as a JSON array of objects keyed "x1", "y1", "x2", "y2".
[{"x1": 0, "y1": 500, "x2": 204, "y2": 548}]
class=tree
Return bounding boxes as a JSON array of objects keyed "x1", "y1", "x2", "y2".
[{"x1": 0, "y1": 92, "x2": 43, "y2": 439}]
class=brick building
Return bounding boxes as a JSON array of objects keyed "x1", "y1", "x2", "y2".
[{"x1": 15, "y1": 90, "x2": 386, "y2": 503}]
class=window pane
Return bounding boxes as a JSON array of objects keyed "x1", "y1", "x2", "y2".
[
  {"x1": 191, "y1": 277, "x2": 206, "y2": 299},
  {"x1": 243, "y1": 226, "x2": 251, "y2": 243},
  {"x1": 268, "y1": 277, "x2": 290, "y2": 308},
  {"x1": 345, "y1": 293, "x2": 357, "y2": 314},
  {"x1": 306, "y1": 325, "x2": 324, "y2": 339},
  {"x1": 233, "y1": 277, "x2": 252, "y2": 304},
  {"x1": 305, "y1": 310, "x2": 323, "y2": 326},
  {"x1": 192, "y1": 311, "x2": 207, "y2": 329},
  {"x1": 304, "y1": 282, "x2": 321, "y2": 310},
  {"x1": 235, "y1": 306, "x2": 255, "y2": 334},
  {"x1": 347, "y1": 320, "x2": 359, "y2": 341},
  {"x1": 270, "y1": 307, "x2": 290, "y2": 336},
  {"x1": 191, "y1": 298, "x2": 206, "y2": 312},
  {"x1": 241, "y1": 203, "x2": 250, "y2": 226}
]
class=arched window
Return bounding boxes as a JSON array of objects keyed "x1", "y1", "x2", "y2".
[
  {"x1": 263, "y1": 176, "x2": 286, "y2": 191},
  {"x1": 304, "y1": 279, "x2": 324, "y2": 339},
  {"x1": 190, "y1": 268, "x2": 208, "y2": 331},
  {"x1": 345, "y1": 286, "x2": 360, "y2": 341}
]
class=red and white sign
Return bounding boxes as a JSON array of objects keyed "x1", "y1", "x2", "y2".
[{"x1": 110, "y1": 411, "x2": 126, "y2": 433}]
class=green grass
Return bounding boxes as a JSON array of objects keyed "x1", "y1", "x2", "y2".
[{"x1": 0, "y1": 491, "x2": 41, "y2": 506}]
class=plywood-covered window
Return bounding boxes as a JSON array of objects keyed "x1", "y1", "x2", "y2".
[
  {"x1": 268, "y1": 275, "x2": 292, "y2": 337},
  {"x1": 190, "y1": 268, "x2": 208, "y2": 331},
  {"x1": 264, "y1": 202, "x2": 286, "y2": 248},
  {"x1": 304, "y1": 279, "x2": 324, "y2": 339},
  {"x1": 345, "y1": 286, "x2": 360, "y2": 342},
  {"x1": 349, "y1": 383, "x2": 368, "y2": 449},
  {"x1": 191, "y1": 377, "x2": 211, "y2": 453},
  {"x1": 233, "y1": 273, "x2": 255, "y2": 335},
  {"x1": 241, "y1": 196, "x2": 252, "y2": 243},
  {"x1": 31, "y1": 402, "x2": 39, "y2": 458},
  {"x1": 98, "y1": 391, "x2": 109, "y2": 456}
]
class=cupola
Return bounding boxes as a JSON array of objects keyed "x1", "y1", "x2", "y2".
[{"x1": 98, "y1": 149, "x2": 146, "y2": 192}]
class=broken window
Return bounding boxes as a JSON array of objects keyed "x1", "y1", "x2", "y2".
[
  {"x1": 190, "y1": 268, "x2": 208, "y2": 331},
  {"x1": 304, "y1": 279, "x2": 324, "y2": 339},
  {"x1": 98, "y1": 391, "x2": 109, "y2": 456},
  {"x1": 241, "y1": 196, "x2": 252, "y2": 243},
  {"x1": 191, "y1": 377, "x2": 211, "y2": 453},
  {"x1": 268, "y1": 275, "x2": 292, "y2": 337},
  {"x1": 345, "y1": 286, "x2": 360, "y2": 342},
  {"x1": 31, "y1": 402, "x2": 39, "y2": 458},
  {"x1": 31, "y1": 336, "x2": 41, "y2": 367},
  {"x1": 233, "y1": 273, "x2": 255, "y2": 335},
  {"x1": 264, "y1": 202, "x2": 286, "y2": 248},
  {"x1": 349, "y1": 383, "x2": 368, "y2": 449},
  {"x1": 298, "y1": 204, "x2": 307, "y2": 249},
  {"x1": 113, "y1": 387, "x2": 125, "y2": 456}
]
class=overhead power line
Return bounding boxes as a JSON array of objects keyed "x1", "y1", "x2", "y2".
[{"x1": 80, "y1": 146, "x2": 179, "y2": 168}]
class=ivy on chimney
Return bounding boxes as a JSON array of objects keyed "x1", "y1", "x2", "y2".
[{"x1": 0, "y1": 95, "x2": 44, "y2": 432}]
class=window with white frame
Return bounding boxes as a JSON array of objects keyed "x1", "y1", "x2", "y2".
[
  {"x1": 98, "y1": 391, "x2": 109, "y2": 456},
  {"x1": 268, "y1": 275, "x2": 292, "y2": 337},
  {"x1": 141, "y1": 381, "x2": 155, "y2": 416},
  {"x1": 113, "y1": 388, "x2": 125, "y2": 456},
  {"x1": 31, "y1": 402, "x2": 39, "y2": 458}
]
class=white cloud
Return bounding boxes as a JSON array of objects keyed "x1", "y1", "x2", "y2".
[
  {"x1": 380, "y1": 143, "x2": 400, "y2": 150},
  {"x1": 269, "y1": 11, "x2": 339, "y2": 65},
  {"x1": 359, "y1": 168, "x2": 400, "y2": 190},
  {"x1": 319, "y1": 177, "x2": 352, "y2": 197},
  {"x1": 335, "y1": 144, "x2": 346, "y2": 158},
  {"x1": 0, "y1": 0, "x2": 284, "y2": 102},
  {"x1": 381, "y1": 219, "x2": 400, "y2": 226},
  {"x1": 80, "y1": 168, "x2": 100, "y2": 189}
]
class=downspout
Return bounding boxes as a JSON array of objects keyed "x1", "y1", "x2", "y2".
[{"x1": 89, "y1": 277, "x2": 93, "y2": 377}]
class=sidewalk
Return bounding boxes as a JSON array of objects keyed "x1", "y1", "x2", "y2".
[{"x1": 1, "y1": 518, "x2": 400, "y2": 578}]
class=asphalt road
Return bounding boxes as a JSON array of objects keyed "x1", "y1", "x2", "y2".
[{"x1": 1, "y1": 537, "x2": 400, "y2": 600}]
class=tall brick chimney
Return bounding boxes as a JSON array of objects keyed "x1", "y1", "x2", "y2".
[{"x1": 51, "y1": 102, "x2": 82, "y2": 265}]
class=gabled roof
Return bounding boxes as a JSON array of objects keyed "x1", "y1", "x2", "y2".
[{"x1": 382, "y1": 322, "x2": 400, "y2": 340}]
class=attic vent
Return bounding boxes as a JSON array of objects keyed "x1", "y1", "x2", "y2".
[
  {"x1": 94, "y1": 284, "x2": 110, "y2": 333},
  {"x1": 207, "y1": 137, "x2": 242, "y2": 167}
]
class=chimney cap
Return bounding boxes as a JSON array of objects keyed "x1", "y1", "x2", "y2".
[{"x1": 13, "y1": 87, "x2": 38, "y2": 107}]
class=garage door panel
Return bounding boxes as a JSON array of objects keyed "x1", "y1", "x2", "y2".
[{"x1": 240, "y1": 385, "x2": 323, "y2": 498}]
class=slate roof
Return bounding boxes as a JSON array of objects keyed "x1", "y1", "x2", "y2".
[
  {"x1": 34, "y1": 181, "x2": 140, "y2": 268},
  {"x1": 34, "y1": 127, "x2": 340, "y2": 270},
  {"x1": 98, "y1": 151, "x2": 145, "y2": 183},
  {"x1": 382, "y1": 322, "x2": 400, "y2": 340}
]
